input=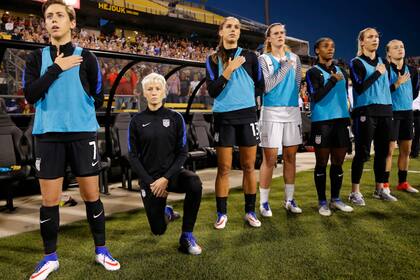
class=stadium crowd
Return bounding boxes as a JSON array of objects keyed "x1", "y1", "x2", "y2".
[{"x1": 0, "y1": 12, "x2": 213, "y2": 62}]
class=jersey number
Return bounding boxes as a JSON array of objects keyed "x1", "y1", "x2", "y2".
[{"x1": 250, "y1": 122, "x2": 260, "y2": 137}]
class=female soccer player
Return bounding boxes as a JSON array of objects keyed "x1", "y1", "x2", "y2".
[
  {"x1": 349, "y1": 28, "x2": 395, "y2": 205},
  {"x1": 24, "y1": 1, "x2": 119, "y2": 279},
  {"x1": 384, "y1": 40, "x2": 419, "y2": 193},
  {"x1": 306, "y1": 38, "x2": 354, "y2": 216},
  {"x1": 128, "y1": 73, "x2": 203, "y2": 255},
  {"x1": 206, "y1": 17, "x2": 264, "y2": 229},
  {"x1": 258, "y1": 23, "x2": 302, "y2": 217}
]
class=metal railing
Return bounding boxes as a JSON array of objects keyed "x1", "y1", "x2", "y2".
[{"x1": 0, "y1": 39, "x2": 207, "y2": 158}]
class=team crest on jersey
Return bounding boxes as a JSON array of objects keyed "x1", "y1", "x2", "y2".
[
  {"x1": 360, "y1": 116, "x2": 366, "y2": 122},
  {"x1": 35, "y1": 158, "x2": 41, "y2": 171},
  {"x1": 214, "y1": 132, "x2": 219, "y2": 142},
  {"x1": 162, "y1": 119, "x2": 170, "y2": 127},
  {"x1": 315, "y1": 135, "x2": 322, "y2": 145}
]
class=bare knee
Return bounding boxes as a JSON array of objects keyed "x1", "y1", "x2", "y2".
[
  {"x1": 241, "y1": 160, "x2": 255, "y2": 173},
  {"x1": 263, "y1": 154, "x2": 277, "y2": 168},
  {"x1": 217, "y1": 163, "x2": 231, "y2": 177},
  {"x1": 42, "y1": 197, "x2": 61, "y2": 207}
]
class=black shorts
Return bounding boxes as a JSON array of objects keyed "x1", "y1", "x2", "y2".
[
  {"x1": 390, "y1": 118, "x2": 413, "y2": 141},
  {"x1": 35, "y1": 135, "x2": 101, "y2": 179},
  {"x1": 214, "y1": 122, "x2": 260, "y2": 147},
  {"x1": 310, "y1": 120, "x2": 351, "y2": 148}
]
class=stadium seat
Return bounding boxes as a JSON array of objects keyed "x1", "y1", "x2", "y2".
[
  {"x1": 111, "y1": 113, "x2": 133, "y2": 190},
  {"x1": 0, "y1": 114, "x2": 30, "y2": 211},
  {"x1": 97, "y1": 128, "x2": 111, "y2": 195},
  {"x1": 186, "y1": 113, "x2": 216, "y2": 171}
]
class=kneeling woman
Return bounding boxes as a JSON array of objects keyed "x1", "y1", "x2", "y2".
[
  {"x1": 128, "y1": 73, "x2": 203, "y2": 255},
  {"x1": 306, "y1": 37, "x2": 354, "y2": 216}
]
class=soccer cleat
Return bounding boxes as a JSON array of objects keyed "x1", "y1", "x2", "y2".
[
  {"x1": 259, "y1": 202, "x2": 273, "y2": 217},
  {"x1": 318, "y1": 200, "x2": 332, "y2": 217},
  {"x1": 330, "y1": 198, "x2": 354, "y2": 212},
  {"x1": 284, "y1": 199, "x2": 302, "y2": 214},
  {"x1": 373, "y1": 188, "x2": 398, "y2": 202},
  {"x1": 348, "y1": 192, "x2": 366, "y2": 206},
  {"x1": 396, "y1": 182, "x2": 419, "y2": 193},
  {"x1": 179, "y1": 232, "x2": 202, "y2": 255},
  {"x1": 214, "y1": 212, "x2": 228, "y2": 230},
  {"x1": 244, "y1": 211, "x2": 262, "y2": 227},
  {"x1": 95, "y1": 247, "x2": 120, "y2": 271},
  {"x1": 29, "y1": 253, "x2": 59, "y2": 280},
  {"x1": 165, "y1": 205, "x2": 181, "y2": 223}
]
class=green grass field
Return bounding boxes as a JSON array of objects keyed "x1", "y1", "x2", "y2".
[{"x1": 1, "y1": 155, "x2": 420, "y2": 279}]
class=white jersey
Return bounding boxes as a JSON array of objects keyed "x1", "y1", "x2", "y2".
[{"x1": 413, "y1": 91, "x2": 420, "y2": 111}]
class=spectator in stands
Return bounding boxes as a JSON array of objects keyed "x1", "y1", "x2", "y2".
[
  {"x1": 166, "y1": 72, "x2": 181, "y2": 103},
  {"x1": 115, "y1": 68, "x2": 137, "y2": 110},
  {"x1": 23, "y1": 2, "x2": 119, "y2": 279},
  {"x1": 206, "y1": 16, "x2": 264, "y2": 229},
  {"x1": 189, "y1": 73, "x2": 201, "y2": 97},
  {"x1": 128, "y1": 72, "x2": 203, "y2": 255},
  {"x1": 179, "y1": 71, "x2": 190, "y2": 103}
]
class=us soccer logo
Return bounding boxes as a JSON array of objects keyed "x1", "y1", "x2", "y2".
[{"x1": 162, "y1": 119, "x2": 170, "y2": 127}]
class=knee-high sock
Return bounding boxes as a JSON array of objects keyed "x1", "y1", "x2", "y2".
[
  {"x1": 85, "y1": 199, "x2": 105, "y2": 247},
  {"x1": 314, "y1": 165, "x2": 327, "y2": 201},
  {"x1": 330, "y1": 165, "x2": 344, "y2": 199},
  {"x1": 40, "y1": 205, "x2": 60, "y2": 254}
]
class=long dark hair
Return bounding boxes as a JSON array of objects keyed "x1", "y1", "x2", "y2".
[{"x1": 211, "y1": 17, "x2": 240, "y2": 69}]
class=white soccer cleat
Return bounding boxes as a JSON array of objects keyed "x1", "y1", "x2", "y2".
[
  {"x1": 95, "y1": 247, "x2": 120, "y2": 271},
  {"x1": 259, "y1": 202, "x2": 273, "y2": 217},
  {"x1": 29, "y1": 253, "x2": 59, "y2": 280},
  {"x1": 244, "y1": 211, "x2": 262, "y2": 227},
  {"x1": 284, "y1": 199, "x2": 302, "y2": 214},
  {"x1": 318, "y1": 201, "x2": 332, "y2": 217},
  {"x1": 179, "y1": 232, "x2": 202, "y2": 255},
  {"x1": 348, "y1": 191, "x2": 366, "y2": 206},
  {"x1": 214, "y1": 212, "x2": 228, "y2": 230},
  {"x1": 330, "y1": 199, "x2": 354, "y2": 212}
]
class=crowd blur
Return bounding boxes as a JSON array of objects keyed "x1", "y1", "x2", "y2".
[
  {"x1": 0, "y1": 12, "x2": 213, "y2": 62},
  {"x1": 0, "y1": 12, "x2": 213, "y2": 112}
]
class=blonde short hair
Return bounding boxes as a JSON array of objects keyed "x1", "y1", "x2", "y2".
[{"x1": 141, "y1": 73, "x2": 167, "y2": 95}]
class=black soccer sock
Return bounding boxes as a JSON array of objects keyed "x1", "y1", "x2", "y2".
[
  {"x1": 216, "y1": 197, "x2": 227, "y2": 214},
  {"x1": 85, "y1": 199, "x2": 105, "y2": 247},
  {"x1": 40, "y1": 205, "x2": 60, "y2": 254},
  {"x1": 244, "y1": 193, "x2": 256, "y2": 213},
  {"x1": 398, "y1": 170, "x2": 408, "y2": 183},
  {"x1": 330, "y1": 165, "x2": 344, "y2": 199},
  {"x1": 314, "y1": 165, "x2": 327, "y2": 201}
]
